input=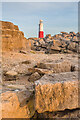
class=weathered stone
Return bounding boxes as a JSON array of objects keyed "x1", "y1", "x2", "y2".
[
  {"x1": 1, "y1": 21, "x2": 14, "y2": 30},
  {"x1": 45, "y1": 34, "x2": 51, "y2": 39},
  {"x1": 68, "y1": 42, "x2": 76, "y2": 51},
  {"x1": 51, "y1": 46, "x2": 61, "y2": 50},
  {"x1": 39, "y1": 39, "x2": 45, "y2": 45},
  {"x1": 61, "y1": 40, "x2": 67, "y2": 48},
  {"x1": 35, "y1": 71, "x2": 79, "y2": 113},
  {"x1": 37, "y1": 109, "x2": 80, "y2": 119},
  {"x1": 53, "y1": 40, "x2": 61, "y2": 47},
  {"x1": 1, "y1": 21, "x2": 30, "y2": 52},
  {"x1": 71, "y1": 64, "x2": 78, "y2": 71},
  {"x1": 27, "y1": 31, "x2": 79, "y2": 54},
  {"x1": 61, "y1": 32, "x2": 68, "y2": 34},
  {"x1": 63, "y1": 49, "x2": 73, "y2": 53},
  {"x1": 69, "y1": 32, "x2": 76, "y2": 36},
  {"x1": 11, "y1": 64, "x2": 33, "y2": 75},
  {"x1": 28, "y1": 68, "x2": 53, "y2": 75},
  {"x1": 28, "y1": 72, "x2": 41, "y2": 82},
  {"x1": 54, "y1": 34, "x2": 59, "y2": 39},
  {"x1": 72, "y1": 36, "x2": 78, "y2": 42},
  {"x1": 2, "y1": 90, "x2": 35, "y2": 118},
  {"x1": 5, "y1": 70, "x2": 18, "y2": 80},
  {"x1": 37, "y1": 60, "x2": 71, "y2": 73}
]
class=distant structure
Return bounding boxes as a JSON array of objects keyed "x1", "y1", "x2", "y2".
[{"x1": 39, "y1": 20, "x2": 44, "y2": 38}]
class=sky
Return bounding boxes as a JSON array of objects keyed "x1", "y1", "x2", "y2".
[{"x1": 2, "y1": 2, "x2": 78, "y2": 38}]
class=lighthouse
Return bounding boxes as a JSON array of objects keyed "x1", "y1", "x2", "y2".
[{"x1": 39, "y1": 20, "x2": 44, "y2": 38}]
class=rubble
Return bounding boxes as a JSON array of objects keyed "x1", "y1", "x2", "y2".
[{"x1": 29, "y1": 32, "x2": 79, "y2": 54}]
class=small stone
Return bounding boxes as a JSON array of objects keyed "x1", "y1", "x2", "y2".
[
  {"x1": 28, "y1": 72, "x2": 41, "y2": 82},
  {"x1": 5, "y1": 70, "x2": 18, "y2": 80},
  {"x1": 28, "y1": 68, "x2": 53, "y2": 75},
  {"x1": 6, "y1": 71, "x2": 18, "y2": 76}
]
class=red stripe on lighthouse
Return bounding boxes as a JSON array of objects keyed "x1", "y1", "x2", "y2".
[{"x1": 39, "y1": 31, "x2": 44, "y2": 38}]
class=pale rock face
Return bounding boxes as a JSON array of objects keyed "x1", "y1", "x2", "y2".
[
  {"x1": 1, "y1": 21, "x2": 30, "y2": 51},
  {"x1": 6, "y1": 70, "x2": 18, "y2": 76},
  {"x1": 2, "y1": 91, "x2": 35, "y2": 118},
  {"x1": 35, "y1": 71, "x2": 79, "y2": 113}
]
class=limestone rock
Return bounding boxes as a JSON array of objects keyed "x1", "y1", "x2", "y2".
[
  {"x1": 53, "y1": 40, "x2": 61, "y2": 47},
  {"x1": 68, "y1": 42, "x2": 76, "y2": 51},
  {"x1": 39, "y1": 39, "x2": 45, "y2": 45},
  {"x1": 69, "y1": 32, "x2": 76, "y2": 36},
  {"x1": 28, "y1": 72, "x2": 41, "y2": 82},
  {"x1": 35, "y1": 71, "x2": 79, "y2": 113},
  {"x1": 61, "y1": 40, "x2": 67, "y2": 48},
  {"x1": 28, "y1": 68, "x2": 53, "y2": 75},
  {"x1": 2, "y1": 90, "x2": 35, "y2": 118},
  {"x1": 1, "y1": 21, "x2": 30, "y2": 51},
  {"x1": 45, "y1": 34, "x2": 51, "y2": 39},
  {"x1": 61, "y1": 32, "x2": 68, "y2": 34},
  {"x1": 37, "y1": 60, "x2": 72, "y2": 73},
  {"x1": 37, "y1": 109, "x2": 80, "y2": 119},
  {"x1": 11, "y1": 64, "x2": 33, "y2": 75},
  {"x1": 50, "y1": 46, "x2": 61, "y2": 51},
  {"x1": 5, "y1": 70, "x2": 18, "y2": 80},
  {"x1": 72, "y1": 36, "x2": 78, "y2": 42}
]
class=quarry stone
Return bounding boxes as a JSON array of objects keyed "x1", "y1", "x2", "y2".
[
  {"x1": 35, "y1": 71, "x2": 79, "y2": 113},
  {"x1": 5, "y1": 70, "x2": 18, "y2": 80},
  {"x1": 1, "y1": 21, "x2": 30, "y2": 51},
  {"x1": 37, "y1": 60, "x2": 72, "y2": 73},
  {"x1": 2, "y1": 90, "x2": 35, "y2": 118},
  {"x1": 28, "y1": 72, "x2": 41, "y2": 82}
]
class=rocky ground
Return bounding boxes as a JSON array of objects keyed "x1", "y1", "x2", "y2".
[
  {"x1": 1, "y1": 50, "x2": 80, "y2": 119},
  {"x1": 1, "y1": 21, "x2": 80, "y2": 119},
  {"x1": 29, "y1": 32, "x2": 80, "y2": 54}
]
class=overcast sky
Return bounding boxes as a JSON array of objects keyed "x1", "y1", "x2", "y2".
[{"x1": 2, "y1": 2, "x2": 78, "y2": 38}]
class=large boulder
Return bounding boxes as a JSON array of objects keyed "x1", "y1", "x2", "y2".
[
  {"x1": 53, "y1": 40, "x2": 61, "y2": 47},
  {"x1": 67, "y1": 42, "x2": 76, "y2": 52},
  {"x1": 2, "y1": 89, "x2": 35, "y2": 118},
  {"x1": 35, "y1": 71, "x2": 79, "y2": 113}
]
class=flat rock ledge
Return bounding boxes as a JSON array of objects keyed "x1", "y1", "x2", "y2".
[{"x1": 35, "y1": 71, "x2": 79, "y2": 113}]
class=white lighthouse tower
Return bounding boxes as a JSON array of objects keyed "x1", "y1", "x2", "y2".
[{"x1": 39, "y1": 20, "x2": 44, "y2": 38}]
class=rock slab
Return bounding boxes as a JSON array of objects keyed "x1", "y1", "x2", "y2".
[
  {"x1": 35, "y1": 71, "x2": 79, "y2": 113},
  {"x1": 2, "y1": 89, "x2": 35, "y2": 118}
]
